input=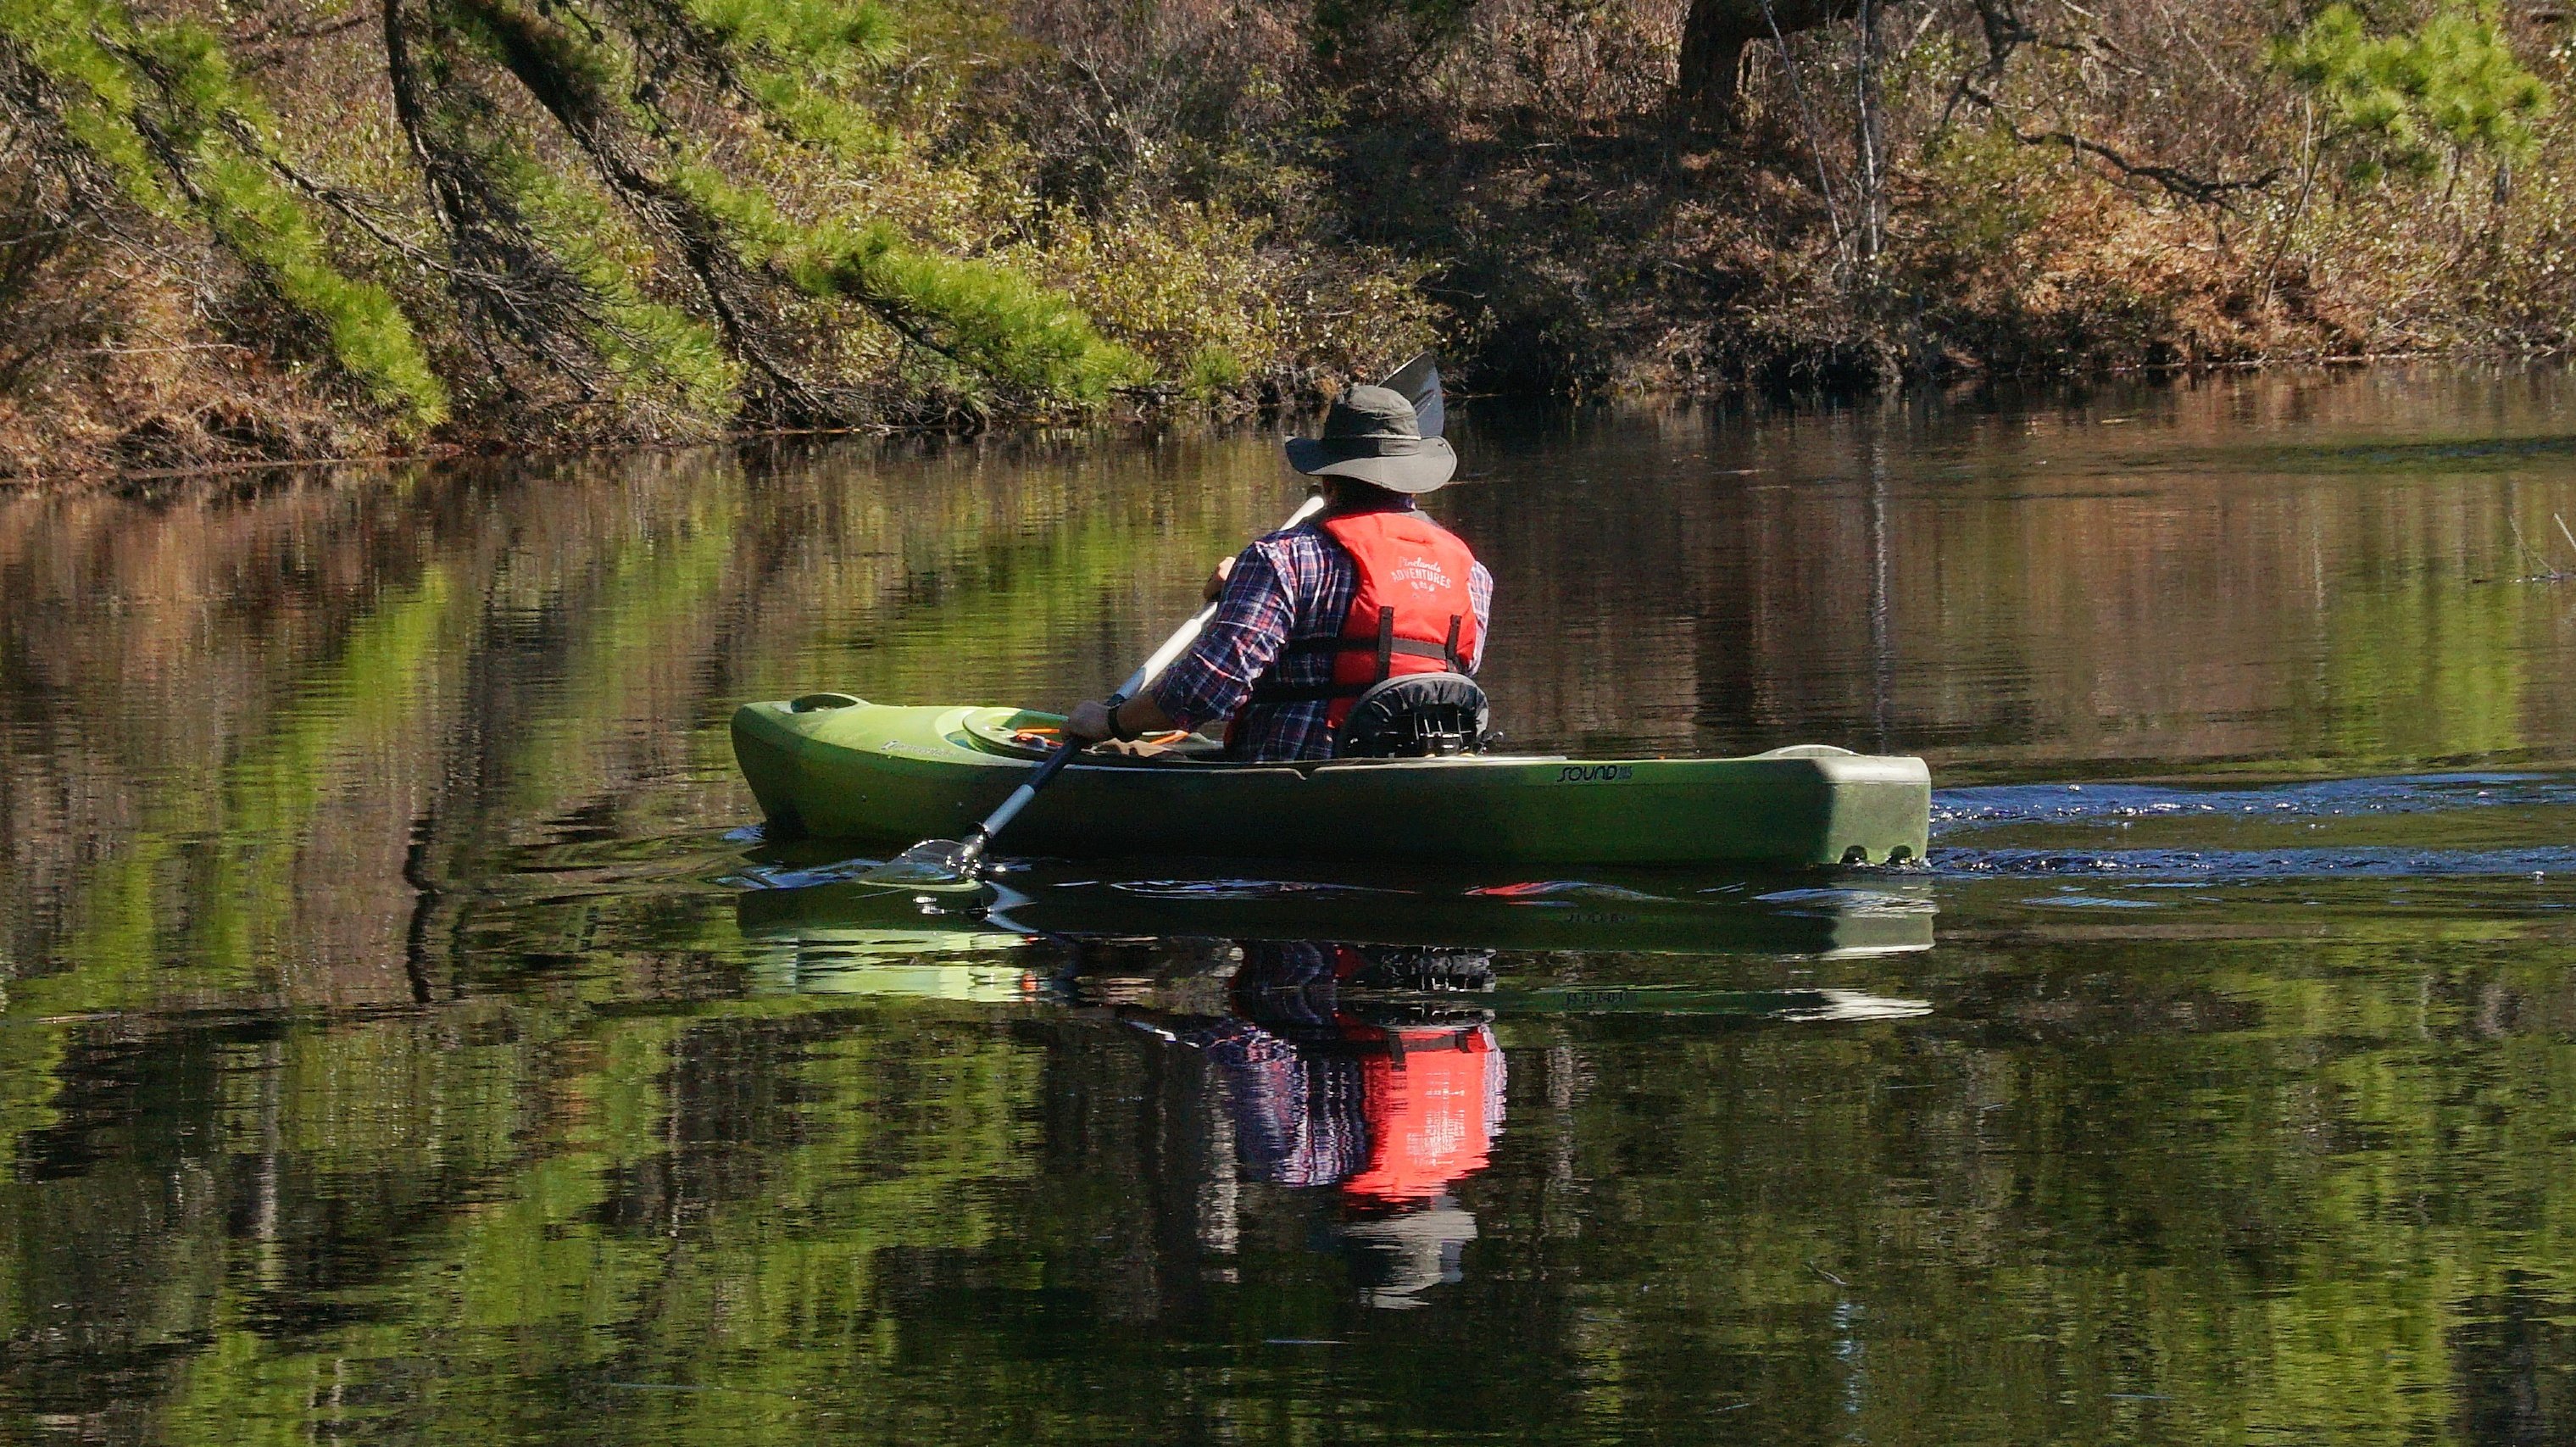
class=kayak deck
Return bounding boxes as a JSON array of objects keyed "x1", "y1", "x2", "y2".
[{"x1": 732, "y1": 696, "x2": 1931, "y2": 868}]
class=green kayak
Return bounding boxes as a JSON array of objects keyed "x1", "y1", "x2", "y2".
[{"x1": 732, "y1": 694, "x2": 1931, "y2": 868}]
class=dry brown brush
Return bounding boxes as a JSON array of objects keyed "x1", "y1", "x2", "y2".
[
  {"x1": 944, "y1": 0, "x2": 2571, "y2": 393},
  {"x1": 2, "y1": 0, "x2": 2569, "y2": 480}
]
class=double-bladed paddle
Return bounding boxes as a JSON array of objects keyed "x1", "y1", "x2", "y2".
[{"x1": 858, "y1": 353, "x2": 1445, "y2": 889}]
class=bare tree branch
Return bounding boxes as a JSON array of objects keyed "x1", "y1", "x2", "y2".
[{"x1": 1957, "y1": 85, "x2": 2282, "y2": 209}]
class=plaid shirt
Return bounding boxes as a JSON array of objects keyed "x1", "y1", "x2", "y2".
[{"x1": 1149, "y1": 504, "x2": 1493, "y2": 760}]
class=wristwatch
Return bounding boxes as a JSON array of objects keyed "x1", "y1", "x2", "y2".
[{"x1": 1106, "y1": 701, "x2": 1142, "y2": 743}]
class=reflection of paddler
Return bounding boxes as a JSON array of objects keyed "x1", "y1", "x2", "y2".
[
  {"x1": 1214, "y1": 943, "x2": 1505, "y2": 1207},
  {"x1": 1341, "y1": 1196, "x2": 1477, "y2": 1311},
  {"x1": 1112, "y1": 939, "x2": 1504, "y2": 1307},
  {"x1": 1340, "y1": 1020, "x2": 1501, "y2": 1206}
]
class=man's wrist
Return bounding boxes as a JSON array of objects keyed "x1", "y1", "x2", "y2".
[
  {"x1": 1065, "y1": 700, "x2": 1112, "y2": 743},
  {"x1": 1108, "y1": 699, "x2": 1142, "y2": 742}
]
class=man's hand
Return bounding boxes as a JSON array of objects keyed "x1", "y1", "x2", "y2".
[
  {"x1": 1062, "y1": 693, "x2": 1181, "y2": 746},
  {"x1": 1201, "y1": 555, "x2": 1236, "y2": 603},
  {"x1": 1063, "y1": 699, "x2": 1116, "y2": 744}
]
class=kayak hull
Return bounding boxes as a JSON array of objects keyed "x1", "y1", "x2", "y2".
[{"x1": 732, "y1": 698, "x2": 1931, "y2": 868}]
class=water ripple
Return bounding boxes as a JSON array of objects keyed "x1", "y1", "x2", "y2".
[
  {"x1": 1104, "y1": 879, "x2": 1408, "y2": 901},
  {"x1": 1462, "y1": 881, "x2": 1677, "y2": 904},
  {"x1": 1933, "y1": 773, "x2": 2576, "y2": 831},
  {"x1": 1934, "y1": 845, "x2": 2576, "y2": 881}
]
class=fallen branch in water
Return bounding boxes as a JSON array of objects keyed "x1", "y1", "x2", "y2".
[{"x1": 2506, "y1": 516, "x2": 2573, "y2": 582}]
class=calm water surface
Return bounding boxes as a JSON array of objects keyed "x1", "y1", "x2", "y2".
[{"x1": 4, "y1": 366, "x2": 2576, "y2": 1444}]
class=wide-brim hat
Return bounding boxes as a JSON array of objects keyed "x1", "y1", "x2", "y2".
[{"x1": 1286, "y1": 384, "x2": 1457, "y2": 493}]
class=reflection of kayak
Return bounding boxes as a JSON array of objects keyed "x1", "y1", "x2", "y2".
[
  {"x1": 732, "y1": 871, "x2": 1935, "y2": 959},
  {"x1": 732, "y1": 899, "x2": 1932, "y2": 1020},
  {"x1": 741, "y1": 925, "x2": 1045, "y2": 1000},
  {"x1": 732, "y1": 698, "x2": 1932, "y2": 867},
  {"x1": 1464, "y1": 985, "x2": 1929, "y2": 1021},
  {"x1": 983, "y1": 880, "x2": 1934, "y2": 958}
]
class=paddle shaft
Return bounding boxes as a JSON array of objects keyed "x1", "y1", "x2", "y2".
[{"x1": 951, "y1": 492, "x2": 1330, "y2": 873}]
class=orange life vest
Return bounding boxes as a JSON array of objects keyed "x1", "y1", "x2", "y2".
[{"x1": 1243, "y1": 508, "x2": 1483, "y2": 732}]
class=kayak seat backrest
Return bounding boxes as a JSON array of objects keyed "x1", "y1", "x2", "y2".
[{"x1": 1337, "y1": 673, "x2": 1491, "y2": 759}]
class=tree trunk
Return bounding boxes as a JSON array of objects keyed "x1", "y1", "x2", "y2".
[{"x1": 1677, "y1": 0, "x2": 1861, "y2": 126}]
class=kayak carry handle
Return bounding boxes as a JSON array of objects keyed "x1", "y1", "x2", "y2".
[{"x1": 791, "y1": 693, "x2": 865, "y2": 713}]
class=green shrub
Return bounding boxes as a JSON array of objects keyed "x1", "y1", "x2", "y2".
[
  {"x1": 1, "y1": 0, "x2": 447, "y2": 426},
  {"x1": 2273, "y1": 3, "x2": 2553, "y2": 183}
]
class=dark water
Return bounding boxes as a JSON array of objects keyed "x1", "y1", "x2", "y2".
[{"x1": 5, "y1": 365, "x2": 2576, "y2": 1444}]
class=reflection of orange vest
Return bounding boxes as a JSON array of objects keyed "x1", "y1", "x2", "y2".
[
  {"x1": 1244, "y1": 509, "x2": 1482, "y2": 731},
  {"x1": 1341, "y1": 1025, "x2": 1503, "y2": 1205}
]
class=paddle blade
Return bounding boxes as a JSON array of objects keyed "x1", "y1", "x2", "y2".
[
  {"x1": 1378, "y1": 351, "x2": 1444, "y2": 439},
  {"x1": 853, "y1": 839, "x2": 987, "y2": 892}
]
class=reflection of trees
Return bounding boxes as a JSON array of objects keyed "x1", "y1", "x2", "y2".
[
  {"x1": 3, "y1": 371, "x2": 2576, "y2": 1439},
  {"x1": 0, "y1": 1000, "x2": 1038, "y2": 1442},
  {"x1": 1451, "y1": 372, "x2": 2576, "y2": 771},
  {"x1": 0, "y1": 433, "x2": 1292, "y2": 1016},
  {"x1": 0, "y1": 932, "x2": 2569, "y2": 1440},
  {"x1": 0, "y1": 432, "x2": 1303, "y2": 1383}
]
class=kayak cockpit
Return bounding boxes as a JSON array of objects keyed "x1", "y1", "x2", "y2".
[
  {"x1": 953, "y1": 707, "x2": 1231, "y2": 762},
  {"x1": 949, "y1": 706, "x2": 1570, "y2": 772}
]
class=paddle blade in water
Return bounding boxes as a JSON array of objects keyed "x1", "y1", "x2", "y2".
[{"x1": 854, "y1": 840, "x2": 984, "y2": 891}]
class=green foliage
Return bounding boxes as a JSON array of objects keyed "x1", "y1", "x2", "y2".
[
  {"x1": 808, "y1": 228, "x2": 1148, "y2": 402},
  {"x1": 2, "y1": 0, "x2": 1447, "y2": 460},
  {"x1": 662, "y1": 160, "x2": 1144, "y2": 402},
  {"x1": 0, "y1": 0, "x2": 448, "y2": 426},
  {"x1": 1919, "y1": 124, "x2": 2056, "y2": 253},
  {"x1": 499, "y1": 147, "x2": 743, "y2": 419},
  {"x1": 197, "y1": 153, "x2": 452, "y2": 426},
  {"x1": 1182, "y1": 344, "x2": 1245, "y2": 400},
  {"x1": 15, "y1": 0, "x2": 2576, "y2": 467},
  {"x1": 684, "y1": 0, "x2": 894, "y2": 75},
  {"x1": 442, "y1": 0, "x2": 626, "y2": 125},
  {"x1": 1027, "y1": 201, "x2": 1434, "y2": 399},
  {"x1": 743, "y1": 68, "x2": 887, "y2": 154},
  {"x1": 664, "y1": 2, "x2": 1132, "y2": 398},
  {"x1": 456, "y1": 0, "x2": 1141, "y2": 414},
  {"x1": 0, "y1": 0, "x2": 160, "y2": 207},
  {"x1": 2273, "y1": 3, "x2": 2554, "y2": 183}
]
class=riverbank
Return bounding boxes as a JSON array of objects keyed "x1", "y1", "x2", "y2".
[{"x1": 3, "y1": 0, "x2": 2569, "y2": 483}]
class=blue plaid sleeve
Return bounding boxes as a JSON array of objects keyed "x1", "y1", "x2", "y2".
[{"x1": 1149, "y1": 542, "x2": 1297, "y2": 731}]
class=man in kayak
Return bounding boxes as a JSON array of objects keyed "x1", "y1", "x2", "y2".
[{"x1": 1063, "y1": 383, "x2": 1492, "y2": 760}]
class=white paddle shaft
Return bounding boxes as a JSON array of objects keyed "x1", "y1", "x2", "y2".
[
  {"x1": 1115, "y1": 493, "x2": 1327, "y2": 699},
  {"x1": 969, "y1": 773, "x2": 1050, "y2": 849},
  {"x1": 966, "y1": 491, "x2": 1328, "y2": 854}
]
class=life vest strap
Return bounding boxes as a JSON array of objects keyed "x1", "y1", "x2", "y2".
[{"x1": 1251, "y1": 609, "x2": 1463, "y2": 705}]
